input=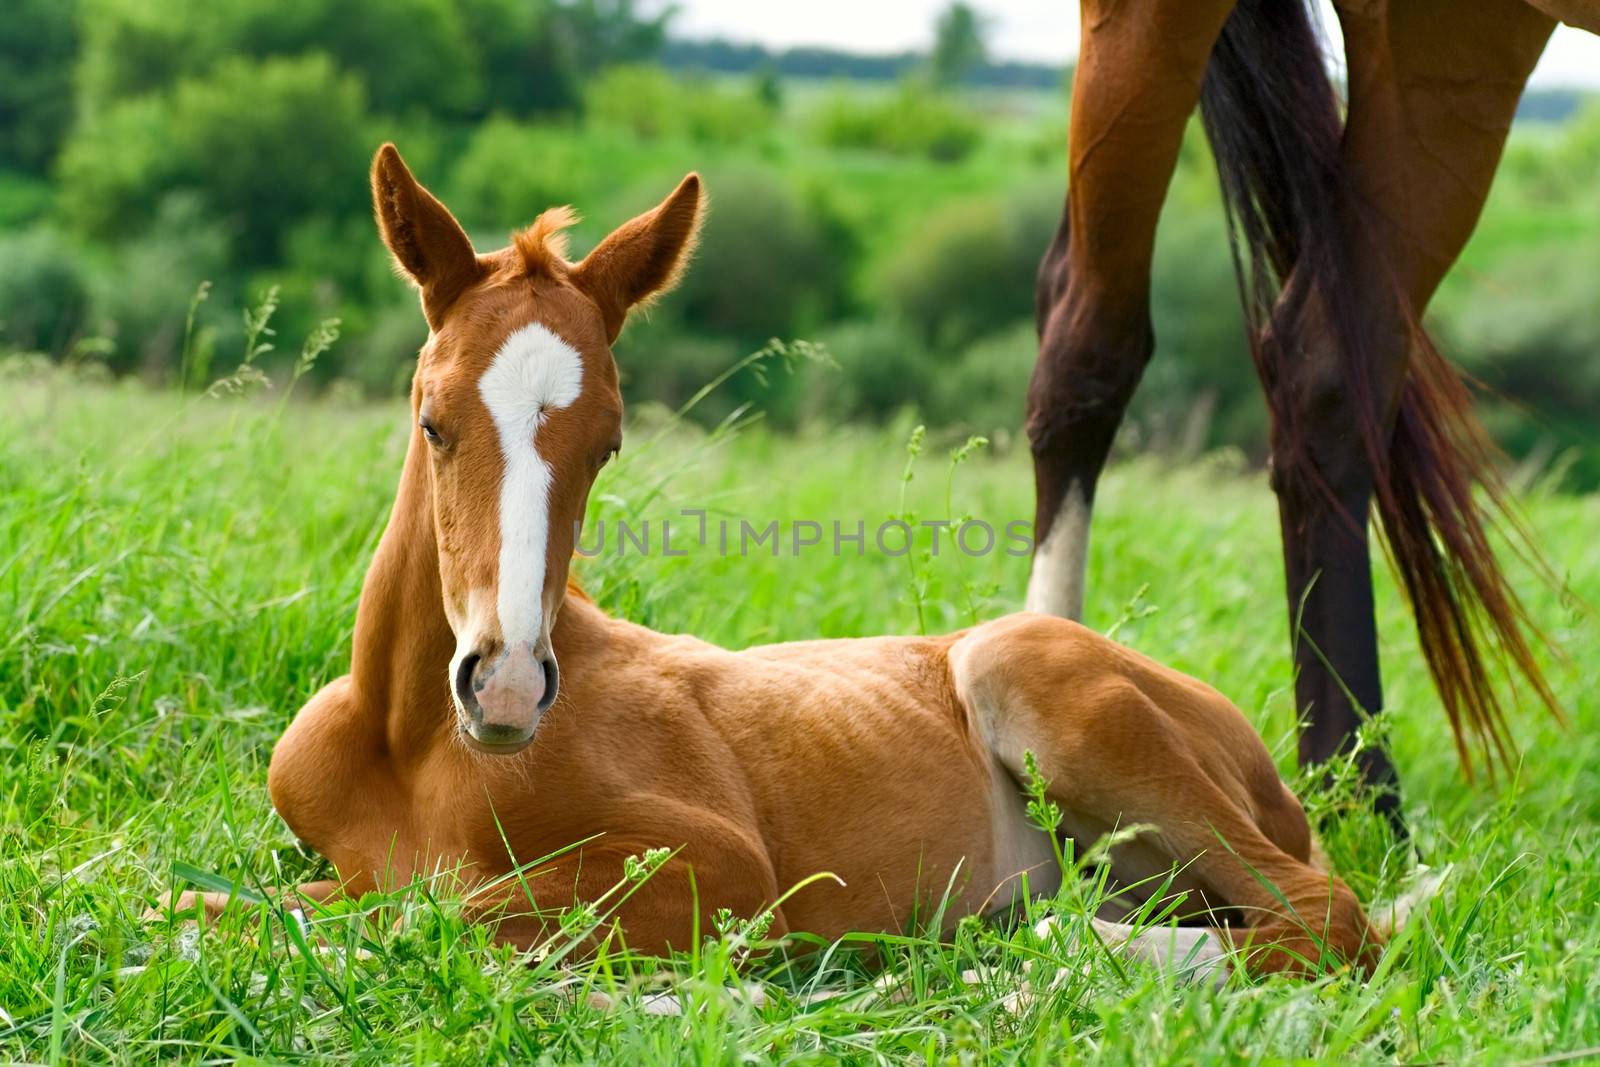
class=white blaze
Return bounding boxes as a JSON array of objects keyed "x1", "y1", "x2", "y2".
[{"x1": 477, "y1": 322, "x2": 584, "y2": 652}]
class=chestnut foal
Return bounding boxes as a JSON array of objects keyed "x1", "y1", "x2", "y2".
[{"x1": 172, "y1": 145, "x2": 1378, "y2": 977}]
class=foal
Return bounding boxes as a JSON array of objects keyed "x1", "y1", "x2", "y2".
[{"x1": 176, "y1": 145, "x2": 1378, "y2": 977}]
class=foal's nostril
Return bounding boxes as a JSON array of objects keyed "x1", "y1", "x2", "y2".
[
  {"x1": 537, "y1": 656, "x2": 559, "y2": 712},
  {"x1": 455, "y1": 651, "x2": 482, "y2": 708}
]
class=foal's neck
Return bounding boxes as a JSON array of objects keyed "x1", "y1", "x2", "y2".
[{"x1": 348, "y1": 432, "x2": 457, "y2": 759}]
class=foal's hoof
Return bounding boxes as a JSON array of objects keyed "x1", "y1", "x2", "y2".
[
  {"x1": 1241, "y1": 886, "x2": 1382, "y2": 978},
  {"x1": 142, "y1": 889, "x2": 254, "y2": 925}
]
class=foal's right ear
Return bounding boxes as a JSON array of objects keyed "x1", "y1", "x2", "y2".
[{"x1": 371, "y1": 144, "x2": 481, "y2": 330}]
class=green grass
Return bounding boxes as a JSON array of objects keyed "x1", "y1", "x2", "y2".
[{"x1": 3, "y1": 365, "x2": 1598, "y2": 1063}]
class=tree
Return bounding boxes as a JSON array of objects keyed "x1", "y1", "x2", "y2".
[
  {"x1": 75, "y1": 0, "x2": 480, "y2": 121},
  {"x1": 458, "y1": 0, "x2": 583, "y2": 115},
  {"x1": 59, "y1": 54, "x2": 370, "y2": 266},
  {"x1": 754, "y1": 62, "x2": 784, "y2": 111},
  {"x1": 930, "y1": 3, "x2": 987, "y2": 87},
  {"x1": 552, "y1": 0, "x2": 672, "y2": 73},
  {"x1": 0, "y1": 0, "x2": 79, "y2": 172}
]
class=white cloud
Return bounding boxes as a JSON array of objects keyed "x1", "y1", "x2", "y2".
[{"x1": 671, "y1": 0, "x2": 1600, "y2": 89}]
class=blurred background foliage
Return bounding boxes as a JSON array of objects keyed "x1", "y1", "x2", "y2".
[{"x1": 1, "y1": 0, "x2": 1596, "y2": 483}]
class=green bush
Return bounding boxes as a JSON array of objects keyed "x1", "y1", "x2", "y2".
[
  {"x1": 447, "y1": 118, "x2": 610, "y2": 233},
  {"x1": 585, "y1": 65, "x2": 680, "y2": 140},
  {"x1": 813, "y1": 317, "x2": 932, "y2": 421},
  {"x1": 614, "y1": 325, "x2": 824, "y2": 432},
  {"x1": 0, "y1": 0, "x2": 78, "y2": 173},
  {"x1": 167, "y1": 54, "x2": 370, "y2": 266},
  {"x1": 1498, "y1": 103, "x2": 1600, "y2": 207},
  {"x1": 339, "y1": 300, "x2": 429, "y2": 395},
  {"x1": 584, "y1": 65, "x2": 773, "y2": 144},
  {"x1": 56, "y1": 95, "x2": 179, "y2": 241},
  {"x1": 1437, "y1": 240, "x2": 1600, "y2": 486},
  {"x1": 0, "y1": 172, "x2": 53, "y2": 229},
  {"x1": 71, "y1": 0, "x2": 670, "y2": 127},
  {"x1": 86, "y1": 195, "x2": 230, "y2": 377},
  {"x1": 812, "y1": 317, "x2": 1035, "y2": 433},
  {"x1": 1139, "y1": 191, "x2": 1258, "y2": 453},
  {"x1": 810, "y1": 81, "x2": 982, "y2": 162},
  {"x1": 879, "y1": 184, "x2": 1055, "y2": 351},
  {"x1": 75, "y1": 0, "x2": 479, "y2": 120},
  {"x1": 672, "y1": 169, "x2": 856, "y2": 345},
  {"x1": 76, "y1": 0, "x2": 238, "y2": 109},
  {"x1": 0, "y1": 227, "x2": 94, "y2": 355},
  {"x1": 280, "y1": 213, "x2": 385, "y2": 304},
  {"x1": 616, "y1": 330, "x2": 744, "y2": 419},
  {"x1": 290, "y1": 0, "x2": 481, "y2": 117},
  {"x1": 59, "y1": 53, "x2": 371, "y2": 267},
  {"x1": 926, "y1": 322, "x2": 1037, "y2": 432}
]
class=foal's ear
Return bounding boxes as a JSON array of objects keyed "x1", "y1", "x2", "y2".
[
  {"x1": 572, "y1": 174, "x2": 702, "y2": 343},
  {"x1": 371, "y1": 143, "x2": 481, "y2": 330}
]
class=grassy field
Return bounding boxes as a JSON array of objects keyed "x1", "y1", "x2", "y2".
[{"x1": 3, "y1": 364, "x2": 1598, "y2": 1063}]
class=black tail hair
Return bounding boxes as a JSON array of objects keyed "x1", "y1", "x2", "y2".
[{"x1": 1197, "y1": 0, "x2": 1560, "y2": 774}]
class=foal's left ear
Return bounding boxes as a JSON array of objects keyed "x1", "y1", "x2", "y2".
[{"x1": 572, "y1": 174, "x2": 702, "y2": 343}]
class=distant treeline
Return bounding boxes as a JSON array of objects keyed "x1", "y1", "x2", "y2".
[
  {"x1": 661, "y1": 41, "x2": 1597, "y2": 117},
  {"x1": 1518, "y1": 89, "x2": 1593, "y2": 122},
  {"x1": 3, "y1": 0, "x2": 1597, "y2": 487},
  {"x1": 660, "y1": 38, "x2": 1067, "y2": 90}
]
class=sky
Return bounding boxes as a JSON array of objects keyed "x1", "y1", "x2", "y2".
[{"x1": 672, "y1": 1, "x2": 1600, "y2": 90}]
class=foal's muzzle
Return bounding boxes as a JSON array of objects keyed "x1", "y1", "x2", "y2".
[{"x1": 453, "y1": 644, "x2": 559, "y2": 753}]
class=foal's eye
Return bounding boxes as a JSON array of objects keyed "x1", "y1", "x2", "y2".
[
  {"x1": 598, "y1": 447, "x2": 618, "y2": 469},
  {"x1": 419, "y1": 417, "x2": 444, "y2": 447}
]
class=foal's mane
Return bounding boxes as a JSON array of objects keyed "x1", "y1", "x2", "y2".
[{"x1": 512, "y1": 207, "x2": 579, "y2": 279}]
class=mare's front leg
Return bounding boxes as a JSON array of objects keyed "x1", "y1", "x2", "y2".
[{"x1": 1027, "y1": 0, "x2": 1237, "y2": 620}]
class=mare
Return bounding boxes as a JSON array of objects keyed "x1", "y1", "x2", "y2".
[
  {"x1": 165, "y1": 145, "x2": 1380, "y2": 977},
  {"x1": 1026, "y1": 0, "x2": 1593, "y2": 817}
]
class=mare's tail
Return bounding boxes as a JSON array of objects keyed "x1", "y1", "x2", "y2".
[{"x1": 1194, "y1": 0, "x2": 1559, "y2": 773}]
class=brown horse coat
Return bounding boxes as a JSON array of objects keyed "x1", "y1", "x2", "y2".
[{"x1": 166, "y1": 146, "x2": 1378, "y2": 978}]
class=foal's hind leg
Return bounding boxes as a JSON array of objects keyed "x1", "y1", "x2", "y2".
[
  {"x1": 954, "y1": 617, "x2": 1378, "y2": 975},
  {"x1": 1033, "y1": 913, "x2": 1233, "y2": 986},
  {"x1": 1026, "y1": 0, "x2": 1236, "y2": 620}
]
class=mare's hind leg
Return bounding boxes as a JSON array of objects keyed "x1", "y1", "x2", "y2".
[
  {"x1": 1026, "y1": 0, "x2": 1236, "y2": 620},
  {"x1": 953, "y1": 615, "x2": 1378, "y2": 975},
  {"x1": 1275, "y1": 0, "x2": 1553, "y2": 800}
]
